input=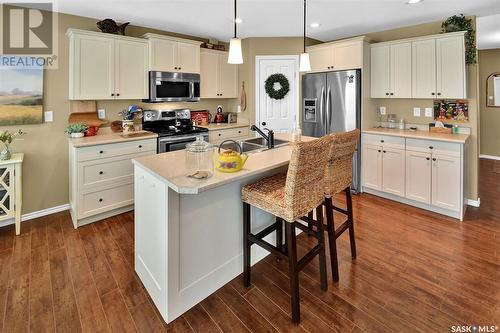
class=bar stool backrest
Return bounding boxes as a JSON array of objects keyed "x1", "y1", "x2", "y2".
[
  {"x1": 325, "y1": 129, "x2": 360, "y2": 197},
  {"x1": 284, "y1": 135, "x2": 334, "y2": 222}
]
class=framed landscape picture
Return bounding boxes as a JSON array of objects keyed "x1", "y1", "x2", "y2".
[{"x1": 0, "y1": 56, "x2": 43, "y2": 125}]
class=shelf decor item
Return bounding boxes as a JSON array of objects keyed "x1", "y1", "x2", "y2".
[
  {"x1": 265, "y1": 73, "x2": 290, "y2": 100},
  {"x1": 441, "y1": 14, "x2": 476, "y2": 65},
  {"x1": 0, "y1": 129, "x2": 25, "y2": 160},
  {"x1": 65, "y1": 123, "x2": 88, "y2": 138},
  {"x1": 433, "y1": 100, "x2": 469, "y2": 122},
  {"x1": 96, "y1": 19, "x2": 129, "y2": 35}
]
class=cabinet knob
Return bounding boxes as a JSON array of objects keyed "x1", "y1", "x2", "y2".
[
  {"x1": 431, "y1": 92, "x2": 435, "y2": 96},
  {"x1": 218, "y1": 133, "x2": 221, "y2": 136},
  {"x1": 378, "y1": 150, "x2": 381, "y2": 153},
  {"x1": 99, "y1": 198, "x2": 103, "y2": 202},
  {"x1": 437, "y1": 93, "x2": 441, "y2": 96},
  {"x1": 174, "y1": 67, "x2": 178, "y2": 70},
  {"x1": 111, "y1": 93, "x2": 115, "y2": 96},
  {"x1": 238, "y1": 131, "x2": 241, "y2": 134},
  {"x1": 116, "y1": 93, "x2": 120, "y2": 96},
  {"x1": 139, "y1": 145, "x2": 143, "y2": 148},
  {"x1": 429, "y1": 146, "x2": 433, "y2": 149},
  {"x1": 99, "y1": 171, "x2": 103, "y2": 175},
  {"x1": 426, "y1": 157, "x2": 430, "y2": 161},
  {"x1": 383, "y1": 150, "x2": 386, "y2": 153},
  {"x1": 262, "y1": 122, "x2": 266, "y2": 126},
  {"x1": 179, "y1": 67, "x2": 181, "y2": 70},
  {"x1": 380, "y1": 140, "x2": 384, "y2": 143},
  {"x1": 390, "y1": 93, "x2": 394, "y2": 96},
  {"x1": 432, "y1": 158, "x2": 436, "y2": 161},
  {"x1": 99, "y1": 150, "x2": 104, "y2": 154},
  {"x1": 385, "y1": 93, "x2": 389, "y2": 96}
]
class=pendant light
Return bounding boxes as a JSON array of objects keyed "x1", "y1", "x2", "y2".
[
  {"x1": 299, "y1": 0, "x2": 311, "y2": 72},
  {"x1": 228, "y1": 0, "x2": 243, "y2": 64}
]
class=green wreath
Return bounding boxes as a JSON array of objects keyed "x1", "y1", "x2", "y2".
[{"x1": 265, "y1": 73, "x2": 290, "y2": 100}]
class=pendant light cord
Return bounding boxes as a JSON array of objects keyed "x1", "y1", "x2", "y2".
[
  {"x1": 303, "y1": 0, "x2": 306, "y2": 52},
  {"x1": 234, "y1": 0, "x2": 237, "y2": 38}
]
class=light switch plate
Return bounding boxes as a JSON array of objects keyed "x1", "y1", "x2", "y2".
[
  {"x1": 98, "y1": 109, "x2": 106, "y2": 119},
  {"x1": 413, "y1": 107, "x2": 421, "y2": 117},
  {"x1": 44, "y1": 111, "x2": 53, "y2": 122},
  {"x1": 425, "y1": 107, "x2": 433, "y2": 117},
  {"x1": 379, "y1": 106, "x2": 386, "y2": 115}
]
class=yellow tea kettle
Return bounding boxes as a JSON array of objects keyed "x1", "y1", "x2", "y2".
[{"x1": 216, "y1": 140, "x2": 248, "y2": 173}]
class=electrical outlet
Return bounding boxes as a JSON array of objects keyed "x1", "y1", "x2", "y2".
[
  {"x1": 379, "y1": 106, "x2": 386, "y2": 115},
  {"x1": 44, "y1": 111, "x2": 53, "y2": 122},
  {"x1": 413, "y1": 107, "x2": 421, "y2": 117},
  {"x1": 425, "y1": 107, "x2": 433, "y2": 117},
  {"x1": 98, "y1": 109, "x2": 106, "y2": 119}
]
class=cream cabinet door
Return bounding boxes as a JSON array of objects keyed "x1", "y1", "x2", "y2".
[
  {"x1": 332, "y1": 41, "x2": 362, "y2": 70},
  {"x1": 177, "y1": 42, "x2": 200, "y2": 73},
  {"x1": 370, "y1": 45, "x2": 391, "y2": 98},
  {"x1": 115, "y1": 40, "x2": 148, "y2": 100},
  {"x1": 362, "y1": 144, "x2": 383, "y2": 191},
  {"x1": 72, "y1": 35, "x2": 115, "y2": 100},
  {"x1": 431, "y1": 153, "x2": 461, "y2": 211},
  {"x1": 200, "y1": 50, "x2": 219, "y2": 98},
  {"x1": 405, "y1": 150, "x2": 432, "y2": 204},
  {"x1": 436, "y1": 36, "x2": 466, "y2": 99},
  {"x1": 412, "y1": 39, "x2": 437, "y2": 99},
  {"x1": 382, "y1": 147, "x2": 405, "y2": 196},
  {"x1": 390, "y1": 42, "x2": 412, "y2": 98},
  {"x1": 218, "y1": 54, "x2": 238, "y2": 98},
  {"x1": 150, "y1": 39, "x2": 177, "y2": 71},
  {"x1": 308, "y1": 45, "x2": 333, "y2": 72}
]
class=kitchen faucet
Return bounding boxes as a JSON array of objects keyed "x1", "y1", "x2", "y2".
[{"x1": 251, "y1": 125, "x2": 274, "y2": 149}]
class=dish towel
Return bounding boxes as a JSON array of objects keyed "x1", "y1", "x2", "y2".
[{"x1": 240, "y1": 81, "x2": 247, "y2": 111}]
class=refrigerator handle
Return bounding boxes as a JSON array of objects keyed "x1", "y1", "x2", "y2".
[
  {"x1": 320, "y1": 86, "x2": 325, "y2": 132},
  {"x1": 326, "y1": 86, "x2": 331, "y2": 133}
]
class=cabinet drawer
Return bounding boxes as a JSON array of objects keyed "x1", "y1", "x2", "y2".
[
  {"x1": 79, "y1": 151, "x2": 154, "y2": 190},
  {"x1": 362, "y1": 134, "x2": 405, "y2": 149},
  {"x1": 77, "y1": 139, "x2": 156, "y2": 162},
  {"x1": 79, "y1": 183, "x2": 134, "y2": 218},
  {"x1": 209, "y1": 127, "x2": 249, "y2": 142},
  {"x1": 406, "y1": 138, "x2": 460, "y2": 157}
]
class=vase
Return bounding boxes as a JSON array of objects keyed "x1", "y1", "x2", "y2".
[
  {"x1": 0, "y1": 143, "x2": 11, "y2": 160},
  {"x1": 70, "y1": 132, "x2": 85, "y2": 138}
]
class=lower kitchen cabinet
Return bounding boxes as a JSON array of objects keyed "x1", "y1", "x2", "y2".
[
  {"x1": 362, "y1": 144, "x2": 383, "y2": 190},
  {"x1": 208, "y1": 126, "x2": 249, "y2": 145},
  {"x1": 405, "y1": 150, "x2": 432, "y2": 204},
  {"x1": 381, "y1": 147, "x2": 405, "y2": 196},
  {"x1": 431, "y1": 153, "x2": 461, "y2": 211}
]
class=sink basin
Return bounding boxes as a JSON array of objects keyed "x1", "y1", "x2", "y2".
[
  {"x1": 244, "y1": 137, "x2": 289, "y2": 147},
  {"x1": 219, "y1": 141, "x2": 266, "y2": 154}
]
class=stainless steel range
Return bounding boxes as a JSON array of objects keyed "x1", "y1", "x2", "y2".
[{"x1": 142, "y1": 109, "x2": 209, "y2": 153}]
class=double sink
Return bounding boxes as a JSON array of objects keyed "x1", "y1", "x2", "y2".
[{"x1": 220, "y1": 137, "x2": 289, "y2": 153}]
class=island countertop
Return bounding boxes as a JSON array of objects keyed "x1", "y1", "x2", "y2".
[
  {"x1": 132, "y1": 134, "x2": 312, "y2": 194},
  {"x1": 362, "y1": 128, "x2": 469, "y2": 143}
]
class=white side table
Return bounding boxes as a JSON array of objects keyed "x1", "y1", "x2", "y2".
[{"x1": 0, "y1": 154, "x2": 24, "y2": 235}]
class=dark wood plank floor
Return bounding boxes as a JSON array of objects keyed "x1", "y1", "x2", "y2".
[{"x1": 0, "y1": 159, "x2": 499, "y2": 332}]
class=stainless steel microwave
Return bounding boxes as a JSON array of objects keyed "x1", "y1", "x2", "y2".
[{"x1": 145, "y1": 71, "x2": 200, "y2": 102}]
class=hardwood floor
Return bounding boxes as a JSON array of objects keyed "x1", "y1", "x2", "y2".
[{"x1": 0, "y1": 159, "x2": 498, "y2": 332}]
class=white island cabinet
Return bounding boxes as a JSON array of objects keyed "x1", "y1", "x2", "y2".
[{"x1": 132, "y1": 134, "x2": 310, "y2": 323}]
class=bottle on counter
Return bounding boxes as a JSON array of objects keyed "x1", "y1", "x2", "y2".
[{"x1": 399, "y1": 119, "x2": 405, "y2": 130}]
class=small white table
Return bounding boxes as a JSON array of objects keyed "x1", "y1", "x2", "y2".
[{"x1": 0, "y1": 154, "x2": 24, "y2": 235}]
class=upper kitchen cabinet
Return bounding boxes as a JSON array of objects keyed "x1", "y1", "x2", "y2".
[
  {"x1": 67, "y1": 29, "x2": 148, "y2": 100},
  {"x1": 306, "y1": 37, "x2": 366, "y2": 72},
  {"x1": 143, "y1": 33, "x2": 202, "y2": 73},
  {"x1": 200, "y1": 49, "x2": 238, "y2": 98},
  {"x1": 370, "y1": 42, "x2": 411, "y2": 98}
]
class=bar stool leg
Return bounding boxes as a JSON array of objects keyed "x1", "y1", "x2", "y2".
[
  {"x1": 275, "y1": 217, "x2": 283, "y2": 255},
  {"x1": 243, "y1": 202, "x2": 251, "y2": 287},
  {"x1": 285, "y1": 222, "x2": 300, "y2": 325},
  {"x1": 315, "y1": 206, "x2": 328, "y2": 291},
  {"x1": 307, "y1": 211, "x2": 313, "y2": 235},
  {"x1": 324, "y1": 197, "x2": 339, "y2": 282},
  {"x1": 345, "y1": 188, "x2": 357, "y2": 259}
]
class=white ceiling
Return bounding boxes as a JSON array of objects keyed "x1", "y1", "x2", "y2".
[
  {"x1": 54, "y1": 0, "x2": 500, "y2": 42},
  {"x1": 477, "y1": 14, "x2": 500, "y2": 50}
]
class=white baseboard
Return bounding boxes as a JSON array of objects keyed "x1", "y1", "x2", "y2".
[
  {"x1": 0, "y1": 203, "x2": 70, "y2": 228},
  {"x1": 467, "y1": 198, "x2": 481, "y2": 208},
  {"x1": 479, "y1": 154, "x2": 500, "y2": 161}
]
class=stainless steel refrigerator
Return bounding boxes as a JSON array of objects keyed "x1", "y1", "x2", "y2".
[{"x1": 302, "y1": 69, "x2": 361, "y2": 192}]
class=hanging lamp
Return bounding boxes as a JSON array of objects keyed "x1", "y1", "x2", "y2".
[
  {"x1": 228, "y1": 0, "x2": 243, "y2": 64},
  {"x1": 299, "y1": 0, "x2": 311, "y2": 72}
]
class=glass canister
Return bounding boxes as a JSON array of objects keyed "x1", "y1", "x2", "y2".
[{"x1": 185, "y1": 136, "x2": 214, "y2": 179}]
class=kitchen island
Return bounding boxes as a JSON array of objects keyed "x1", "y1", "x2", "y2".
[{"x1": 132, "y1": 134, "x2": 312, "y2": 323}]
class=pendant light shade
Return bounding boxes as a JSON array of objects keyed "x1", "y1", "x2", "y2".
[
  {"x1": 299, "y1": 0, "x2": 310, "y2": 72},
  {"x1": 228, "y1": 0, "x2": 243, "y2": 64}
]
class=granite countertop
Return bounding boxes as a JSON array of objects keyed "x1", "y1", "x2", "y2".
[
  {"x1": 197, "y1": 123, "x2": 249, "y2": 131},
  {"x1": 362, "y1": 128, "x2": 470, "y2": 144},
  {"x1": 68, "y1": 127, "x2": 158, "y2": 147},
  {"x1": 132, "y1": 134, "x2": 313, "y2": 194}
]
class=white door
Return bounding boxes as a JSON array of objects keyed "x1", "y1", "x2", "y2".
[
  {"x1": 431, "y1": 153, "x2": 461, "y2": 211},
  {"x1": 405, "y1": 150, "x2": 432, "y2": 204},
  {"x1": 412, "y1": 39, "x2": 437, "y2": 99},
  {"x1": 390, "y1": 42, "x2": 412, "y2": 98},
  {"x1": 381, "y1": 147, "x2": 406, "y2": 196},
  {"x1": 362, "y1": 144, "x2": 383, "y2": 191},
  {"x1": 370, "y1": 45, "x2": 391, "y2": 98},
  {"x1": 115, "y1": 39, "x2": 148, "y2": 100},
  {"x1": 436, "y1": 36, "x2": 466, "y2": 99},
  {"x1": 256, "y1": 56, "x2": 299, "y2": 133}
]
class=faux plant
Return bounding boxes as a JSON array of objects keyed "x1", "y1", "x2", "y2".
[
  {"x1": 441, "y1": 14, "x2": 476, "y2": 65},
  {"x1": 0, "y1": 129, "x2": 25, "y2": 144},
  {"x1": 65, "y1": 123, "x2": 88, "y2": 134}
]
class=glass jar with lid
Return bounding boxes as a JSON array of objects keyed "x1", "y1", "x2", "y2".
[{"x1": 185, "y1": 136, "x2": 214, "y2": 179}]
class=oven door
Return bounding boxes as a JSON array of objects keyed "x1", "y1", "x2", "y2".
[
  {"x1": 148, "y1": 71, "x2": 200, "y2": 102},
  {"x1": 158, "y1": 133, "x2": 208, "y2": 153}
]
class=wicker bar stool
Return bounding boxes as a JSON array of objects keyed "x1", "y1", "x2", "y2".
[
  {"x1": 241, "y1": 135, "x2": 334, "y2": 325},
  {"x1": 303, "y1": 129, "x2": 360, "y2": 282}
]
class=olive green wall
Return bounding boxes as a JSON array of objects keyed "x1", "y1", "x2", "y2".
[
  {"x1": 478, "y1": 49, "x2": 500, "y2": 157},
  {"x1": 3, "y1": 11, "x2": 233, "y2": 214}
]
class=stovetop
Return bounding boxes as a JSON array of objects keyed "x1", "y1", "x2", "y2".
[{"x1": 143, "y1": 124, "x2": 208, "y2": 137}]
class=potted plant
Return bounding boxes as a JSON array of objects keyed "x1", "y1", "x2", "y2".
[
  {"x1": 0, "y1": 129, "x2": 25, "y2": 160},
  {"x1": 65, "y1": 123, "x2": 88, "y2": 138}
]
